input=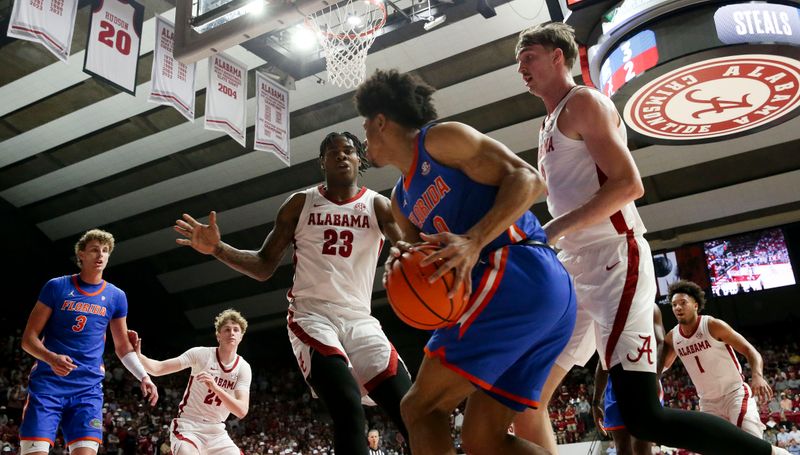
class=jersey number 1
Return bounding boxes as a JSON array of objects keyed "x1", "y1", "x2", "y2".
[{"x1": 693, "y1": 355, "x2": 705, "y2": 373}]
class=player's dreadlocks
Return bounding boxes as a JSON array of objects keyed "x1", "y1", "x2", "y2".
[{"x1": 318, "y1": 131, "x2": 371, "y2": 174}]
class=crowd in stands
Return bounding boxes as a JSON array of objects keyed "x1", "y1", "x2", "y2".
[{"x1": 1, "y1": 327, "x2": 799, "y2": 454}]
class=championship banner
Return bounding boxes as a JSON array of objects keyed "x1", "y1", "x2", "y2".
[
  {"x1": 254, "y1": 72, "x2": 290, "y2": 166},
  {"x1": 83, "y1": 0, "x2": 144, "y2": 95},
  {"x1": 7, "y1": 0, "x2": 79, "y2": 62},
  {"x1": 148, "y1": 16, "x2": 196, "y2": 122},
  {"x1": 205, "y1": 53, "x2": 247, "y2": 147}
]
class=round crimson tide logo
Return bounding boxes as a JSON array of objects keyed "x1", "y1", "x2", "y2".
[{"x1": 623, "y1": 54, "x2": 800, "y2": 141}]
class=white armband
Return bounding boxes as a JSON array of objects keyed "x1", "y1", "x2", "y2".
[{"x1": 121, "y1": 351, "x2": 148, "y2": 381}]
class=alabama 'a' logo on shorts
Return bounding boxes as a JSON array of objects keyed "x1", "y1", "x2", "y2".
[
  {"x1": 626, "y1": 334, "x2": 654, "y2": 365},
  {"x1": 624, "y1": 54, "x2": 800, "y2": 142}
]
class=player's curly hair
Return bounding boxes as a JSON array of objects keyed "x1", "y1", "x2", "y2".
[
  {"x1": 74, "y1": 229, "x2": 115, "y2": 268},
  {"x1": 668, "y1": 279, "x2": 706, "y2": 312},
  {"x1": 215, "y1": 308, "x2": 248, "y2": 334},
  {"x1": 354, "y1": 69, "x2": 438, "y2": 129},
  {"x1": 318, "y1": 131, "x2": 370, "y2": 174},
  {"x1": 516, "y1": 22, "x2": 578, "y2": 69}
]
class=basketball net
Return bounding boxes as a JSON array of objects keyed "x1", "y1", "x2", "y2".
[{"x1": 305, "y1": 0, "x2": 387, "y2": 89}]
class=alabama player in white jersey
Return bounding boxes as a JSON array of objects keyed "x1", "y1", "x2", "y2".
[
  {"x1": 130, "y1": 309, "x2": 251, "y2": 455},
  {"x1": 513, "y1": 22, "x2": 788, "y2": 455},
  {"x1": 173, "y1": 132, "x2": 412, "y2": 455},
  {"x1": 661, "y1": 279, "x2": 770, "y2": 437}
]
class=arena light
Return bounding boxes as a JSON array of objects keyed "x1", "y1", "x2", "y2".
[{"x1": 290, "y1": 25, "x2": 317, "y2": 51}]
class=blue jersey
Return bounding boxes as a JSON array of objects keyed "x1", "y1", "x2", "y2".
[
  {"x1": 29, "y1": 275, "x2": 127, "y2": 396},
  {"x1": 394, "y1": 123, "x2": 547, "y2": 255}
]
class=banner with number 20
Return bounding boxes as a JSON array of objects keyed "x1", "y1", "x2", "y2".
[{"x1": 83, "y1": 0, "x2": 144, "y2": 95}]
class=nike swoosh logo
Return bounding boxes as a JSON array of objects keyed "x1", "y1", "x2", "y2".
[
  {"x1": 606, "y1": 261, "x2": 621, "y2": 271},
  {"x1": 313, "y1": 203, "x2": 326, "y2": 207}
]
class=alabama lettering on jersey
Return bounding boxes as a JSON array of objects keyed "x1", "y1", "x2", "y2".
[
  {"x1": 538, "y1": 87, "x2": 646, "y2": 252},
  {"x1": 394, "y1": 123, "x2": 546, "y2": 255},
  {"x1": 289, "y1": 185, "x2": 384, "y2": 314},
  {"x1": 672, "y1": 315, "x2": 745, "y2": 401},
  {"x1": 29, "y1": 275, "x2": 127, "y2": 396},
  {"x1": 175, "y1": 347, "x2": 252, "y2": 423},
  {"x1": 83, "y1": 0, "x2": 144, "y2": 94}
]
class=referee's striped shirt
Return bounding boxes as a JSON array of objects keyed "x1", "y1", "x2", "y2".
[{"x1": 368, "y1": 448, "x2": 385, "y2": 455}]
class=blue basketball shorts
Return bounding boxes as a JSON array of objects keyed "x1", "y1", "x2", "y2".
[
  {"x1": 425, "y1": 243, "x2": 577, "y2": 412},
  {"x1": 19, "y1": 385, "x2": 104, "y2": 447}
]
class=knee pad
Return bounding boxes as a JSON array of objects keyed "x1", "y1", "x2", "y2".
[
  {"x1": 68, "y1": 439, "x2": 100, "y2": 453},
  {"x1": 20, "y1": 440, "x2": 50, "y2": 455}
]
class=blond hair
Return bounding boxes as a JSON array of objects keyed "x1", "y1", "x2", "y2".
[
  {"x1": 516, "y1": 22, "x2": 579, "y2": 69},
  {"x1": 74, "y1": 229, "x2": 115, "y2": 268},
  {"x1": 215, "y1": 308, "x2": 248, "y2": 334}
]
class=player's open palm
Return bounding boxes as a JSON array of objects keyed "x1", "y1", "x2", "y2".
[{"x1": 175, "y1": 211, "x2": 221, "y2": 255}]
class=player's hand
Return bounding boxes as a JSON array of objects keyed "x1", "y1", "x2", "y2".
[
  {"x1": 48, "y1": 353, "x2": 77, "y2": 376},
  {"x1": 195, "y1": 371, "x2": 216, "y2": 388},
  {"x1": 592, "y1": 402, "x2": 606, "y2": 437},
  {"x1": 750, "y1": 374, "x2": 773, "y2": 403},
  {"x1": 383, "y1": 240, "x2": 415, "y2": 287},
  {"x1": 174, "y1": 211, "x2": 222, "y2": 255},
  {"x1": 140, "y1": 375, "x2": 159, "y2": 406},
  {"x1": 127, "y1": 330, "x2": 141, "y2": 354},
  {"x1": 418, "y1": 232, "x2": 479, "y2": 299}
]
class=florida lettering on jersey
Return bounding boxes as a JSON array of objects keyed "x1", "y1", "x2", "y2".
[
  {"x1": 395, "y1": 124, "x2": 547, "y2": 255},
  {"x1": 60, "y1": 300, "x2": 108, "y2": 316},
  {"x1": 407, "y1": 176, "x2": 451, "y2": 229}
]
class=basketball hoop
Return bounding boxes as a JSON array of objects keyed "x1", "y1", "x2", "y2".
[{"x1": 305, "y1": 0, "x2": 387, "y2": 89}]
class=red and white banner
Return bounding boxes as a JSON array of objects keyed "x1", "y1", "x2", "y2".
[
  {"x1": 205, "y1": 53, "x2": 247, "y2": 147},
  {"x1": 7, "y1": 0, "x2": 79, "y2": 62},
  {"x1": 148, "y1": 16, "x2": 196, "y2": 122},
  {"x1": 255, "y1": 72, "x2": 290, "y2": 165},
  {"x1": 83, "y1": 0, "x2": 144, "y2": 94}
]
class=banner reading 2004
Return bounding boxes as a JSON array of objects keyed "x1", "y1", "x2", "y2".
[{"x1": 205, "y1": 53, "x2": 247, "y2": 147}]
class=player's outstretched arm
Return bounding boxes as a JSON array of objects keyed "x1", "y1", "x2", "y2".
[
  {"x1": 195, "y1": 371, "x2": 250, "y2": 419},
  {"x1": 21, "y1": 301, "x2": 76, "y2": 377},
  {"x1": 126, "y1": 330, "x2": 186, "y2": 377},
  {"x1": 543, "y1": 90, "x2": 644, "y2": 244},
  {"x1": 707, "y1": 317, "x2": 772, "y2": 403},
  {"x1": 175, "y1": 194, "x2": 304, "y2": 281},
  {"x1": 110, "y1": 318, "x2": 159, "y2": 406}
]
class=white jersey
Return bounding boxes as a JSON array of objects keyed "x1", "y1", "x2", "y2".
[
  {"x1": 672, "y1": 316, "x2": 745, "y2": 401},
  {"x1": 289, "y1": 185, "x2": 384, "y2": 315},
  {"x1": 538, "y1": 86, "x2": 646, "y2": 252},
  {"x1": 174, "y1": 347, "x2": 251, "y2": 424}
]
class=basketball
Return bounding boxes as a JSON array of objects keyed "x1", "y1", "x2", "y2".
[{"x1": 385, "y1": 243, "x2": 469, "y2": 330}]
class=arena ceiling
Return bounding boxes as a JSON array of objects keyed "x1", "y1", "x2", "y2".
[{"x1": 2, "y1": 0, "x2": 800, "y2": 336}]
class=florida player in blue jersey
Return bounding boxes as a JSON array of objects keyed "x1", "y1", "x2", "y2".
[
  {"x1": 19, "y1": 229, "x2": 158, "y2": 455},
  {"x1": 355, "y1": 69, "x2": 577, "y2": 455}
]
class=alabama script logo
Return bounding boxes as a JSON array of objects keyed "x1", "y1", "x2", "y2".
[{"x1": 623, "y1": 54, "x2": 800, "y2": 141}]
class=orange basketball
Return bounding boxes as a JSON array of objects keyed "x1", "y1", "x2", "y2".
[{"x1": 385, "y1": 244, "x2": 469, "y2": 330}]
